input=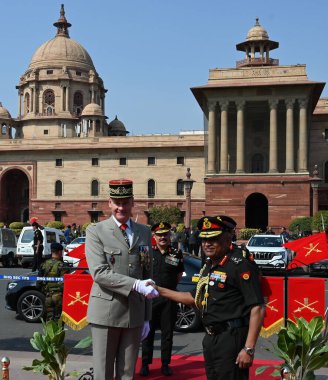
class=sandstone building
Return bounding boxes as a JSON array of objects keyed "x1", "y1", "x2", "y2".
[{"x1": 0, "y1": 8, "x2": 327, "y2": 230}]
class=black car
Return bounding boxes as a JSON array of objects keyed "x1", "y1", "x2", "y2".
[{"x1": 6, "y1": 254, "x2": 203, "y2": 330}]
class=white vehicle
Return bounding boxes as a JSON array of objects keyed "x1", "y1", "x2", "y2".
[
  {"x1": 17, "y1": 226, "x2": 66, "y2": 268},
  {"x1": 0, "y1": 228, "x2": 17, "y2": 267},
  {"x1": 63, "y1": 236, "x2": 86, "y2": 267},
  {"x1": 246, "y1": 234, "x2": 291, "y2": 271}
]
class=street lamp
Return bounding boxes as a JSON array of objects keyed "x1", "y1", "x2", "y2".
[
  {"x1": 309, "y1": 165, "x2": 322, "y2": 216},
  {"x1": 182, "y1": 168, "x2": 195, "y2": 229}
]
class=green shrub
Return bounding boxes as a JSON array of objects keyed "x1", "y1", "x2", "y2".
[
  {"x1": 46, "y1": 221, "x2": 65, "y2": 230},
  {"x1": 289, "y1": 217, "x2": 312, "y2": 233},
  {"x1": 191, "y1": 219, "x2": 199, "y2": 229},
  {"x1": 312, "y1": 211, "x2": 328, "y2": 232},
  {"x1": 238, "y1": 228, "x2": 261, "y2": 241},
  {"x1": 9, "y1": 221, "x2": 25, "y2": 230}
]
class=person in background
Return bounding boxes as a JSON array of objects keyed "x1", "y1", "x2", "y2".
[
  {"x1": 32, "y1": 222, "x2": 44, "y2": 271},
  {"x1": 265, "y1": 226, "x2": 275, "y2": 234},
  {"x1": 86, "y1": 179, "x2": 158, "y2": 380},
  {"x1": 170, "y1": 226, "x2": 179, "y2": 250},
  {"x1": 140, "y1": 222, "x2": 184, "y2": 377},
  {"x1": 38, "y1": 242, "x2": 70, "y2": 321},
  {"x1": 64, "y1": 224, "x2": 73, "y2": 244},
  {"x1": 188, "y1": 225, "x2": 200, "y2": 255},
  {"x1": 280, "y1": 227, "x2": 290, "y2": 242},
  {"x1": 152, "y1": 216, "x2": 264, "y2": 380},
  {"x1": 71, "y1": 223, "x2": 80, "y2": 239}
]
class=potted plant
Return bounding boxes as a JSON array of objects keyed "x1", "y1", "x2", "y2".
[
  {"x1": 23, "y1": 318, "x2": 92, "y2": 379},
  {"x1": 256, "y1": 316, "x2": 328, "y2": 379}
]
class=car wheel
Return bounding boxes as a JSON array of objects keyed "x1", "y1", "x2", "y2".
[
  {"x1": 17, "y1": 290, "x2": 46, "y2": 323},
  {"x1": 174, "y1": 303, "x2": 201, "y2": 332},
  {"x1": 3, "y1": 253, "x2": 14, "y2": 267}
]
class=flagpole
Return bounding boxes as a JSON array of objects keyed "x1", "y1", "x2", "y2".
[{"x1": 284, "y1": 255, "x2": 289, "y2": 327}]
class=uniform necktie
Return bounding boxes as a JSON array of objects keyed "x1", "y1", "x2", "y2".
[{"x1": 120, "y1": 223, "x2": 130, "y2": 247}]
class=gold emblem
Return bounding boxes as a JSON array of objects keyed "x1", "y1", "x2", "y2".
[
  {"x1": 159, "y1": 222, "x2": 165, "y2": 229},
  {"x1": 67, "y1": 291, "x2": 89, "y2": 306},
  {"x1": 304, "y1": 243, "x2": 322, "y2": 257},
  {"x1": 294, "y1": 298, "x2": 319, "y2": 314},
  {"x1": 264, "y1": 298, "x2": 279, "y2": 312},
  {"x1": 203, "y1": 218, "x2": 211, "y2": 229},
  {"x1": 217, "y1": 216, "x2": 222, "y2": 222}
]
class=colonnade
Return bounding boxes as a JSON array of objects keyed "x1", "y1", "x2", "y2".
[{"x1": 207, "y1": 98, "x2": 308, "y2": 174}]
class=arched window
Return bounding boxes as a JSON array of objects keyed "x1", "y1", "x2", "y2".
[
  {"x1": 91, "y1": 180, "x2": 99, "y2": 196},
  {"x1": 43, "y1": 90, "x2": 55, "y2": 115},
  {"x1": 177, "y1": 179, "x2": 184, "y2": 196},
  {"x1": 1, "y1": 123, "x2": 7, "y2": 135},
  {"x1": 96, "y1": 120, "x2": 101, "y2": 132},
  {"x1": 55, "y1": 180, "x2": 62, "y2": 196},
  {"x1": 251, "y1": 153, "x2": 264, "y2": 173},
  {"x1": 73, "y1": 91, "x2": 83, "y2": 116},
  {"x1": 24, "y1": 93, "x2": 30, "y2": 114},
  {"x1": 148, "y1": 179, "x2": 155, "y2": 198},
  {"x1": 325, "y1": 161, "x2": 328, "y2": 183}
]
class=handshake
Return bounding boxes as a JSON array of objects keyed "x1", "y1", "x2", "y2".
[{"x1": 133, "y1": 279, "x2": 159, "y2": 299}]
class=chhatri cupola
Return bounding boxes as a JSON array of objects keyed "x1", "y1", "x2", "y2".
[
  {"x1": 235, "y1": 18, "x2": 279, "y2": 68},
  {"x1": 16, "y1": 4, "x2": 107, "y2": 139}
]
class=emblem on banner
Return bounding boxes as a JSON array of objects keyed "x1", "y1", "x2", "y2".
[
  {"x1": 294, "y1": 298, "x2": 319, "y2": 314},
  {"x1": 304, "y1": 243, "x2": 322, "y2": 257},
  {"x1": 68, "y1": 291, "x2": 89, "y2": 306}
]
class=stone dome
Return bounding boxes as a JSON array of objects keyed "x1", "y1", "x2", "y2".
[
  {"x1": 28, "y1": 5, "x2": 95, "y2": 72},
  {"x1": 246, "y1": 18, "x2": 269, "y2": 41},
  {"x1": 108, "y1": 116, "x2": 127, "y2": 132},
  {"x1": 0, "y1": 102, "x2": 12, "y2": 119},
  {"x1": 81, "y1": 103, "x2": 104, "y2": 117}
]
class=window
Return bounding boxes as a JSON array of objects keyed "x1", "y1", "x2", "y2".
[
  {"x1": 73, "y1": 91, "x2": 83, "y2": 116},
  {"x1": 325, "y1": 129, "x2": 328, "y2": 140},
  {"x1": 90, "y1": 212, "x2": 99, "y2": 223},
  {"x1": 96, "y1": 120, "x2": 101, "y2": 132},
  {"x1": 24, "y1": 93, "x2": 30, "y2": 114},
  {"x1": 47, "y1": 70, "x2": 53, "y2": 75},
  {"x1": 43, "y1": 89, "x2": 55, "y2": 115},
  {"x1": 148, "y1": 179, "x2": 155, "y2": 198},
  {"x1": 91, "y1": 180, "x2": 99, "y2": 196},
  {"x1": 119, "y1": 157, "x2": 127, "y2": 166},
  {"x1": 177, "y1": 179, "x2": 184, "y2": 196},
  {"x1": 55, "y1": 180, "x2": 63, "y2": 196},
  {"x1": 148, "y1": 157, "x2": 156, "y2": 166},
  {"x1": 76, "y1": 71, "x2": 82, "y2": 76},
  {"x1": 325, "y1": 161, "x2": 328, "y2": 183},
  {"x1": 92, "y1": 157, "x2": 99, "y2": 166},
  {"x1": 55, "y1": 159, "x2": 62, "y2": 167},
  {"x1": 44, "y1": 130, "x2": 49, "y2": 135},
  {"x1": 251, "y1": 154, "x2": 264, "y2": 173},
  {"x1": 177, "y1": 156, "x2": 185, "y2": 165},
  {"x1": 1, "y1": 124, "x2": 7, "y2": 135}
]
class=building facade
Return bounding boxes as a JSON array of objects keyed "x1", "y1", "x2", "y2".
[{"x1": 0, "y1": 9, "x2": 327, "y2": 229}]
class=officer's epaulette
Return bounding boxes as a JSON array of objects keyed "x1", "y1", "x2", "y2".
[{"x1": 229, "y1": 248, "x2": 245, "y2": 265}]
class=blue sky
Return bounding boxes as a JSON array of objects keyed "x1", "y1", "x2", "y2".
[{"x1": 1, "y1": 0, "x2": 327, "y2": 135}]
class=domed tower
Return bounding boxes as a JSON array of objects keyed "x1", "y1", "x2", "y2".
[
  {"x1": 0, "y1": 102, "x2": 13, "y2": 139},
  {"x1": 108, "y1": 116, "x2": 129, "y2": 136},
  {"x1": 80, "y1": 102, "x2": 107, "y2": 137},
  {"x1": 16, "y1": 4, "x2": 107, "y2": 139},
  {"x1": 235, "y1": 18, "x2": 279, "y2": 68}
]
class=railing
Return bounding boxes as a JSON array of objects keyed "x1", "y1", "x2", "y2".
[{"x1": 236, "y1": 57, "x2": 279, "y2": 68}]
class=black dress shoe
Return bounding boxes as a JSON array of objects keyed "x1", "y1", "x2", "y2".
[
  {"x1": 139, "y1": 364, "x2": 149, "y2": 376},
  {"x1": 161, "y1": 364, "x2": 173, "y2": 376}
]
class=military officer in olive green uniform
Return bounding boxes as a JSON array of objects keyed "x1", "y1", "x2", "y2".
[
  {"x1": 86, "y1": 179, "x2": 158, "y2": 380},
  {"x1": 38, "y1": 242, "x2": 69, "y2": 321}
]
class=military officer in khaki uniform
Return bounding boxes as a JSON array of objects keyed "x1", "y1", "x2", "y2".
[{"x1": 86, "y1": 179, "x2": 158, "y2": 380}]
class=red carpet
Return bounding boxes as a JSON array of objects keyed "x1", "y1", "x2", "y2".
[{"x1": 135, "y1": 356, "x2": 283, "y2": 379}]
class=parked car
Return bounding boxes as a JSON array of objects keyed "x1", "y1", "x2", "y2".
[
  {"x1": 0, "y1": 228, "x2": 17, "y2": 267},
  {"x1": 246, "y1": 234, "x2": 291, "y2": 272},
  {"x1": 309, "y1": 259, "x2": 328, "y2": 277},
  {"x1": 16, "y1": 227, "x2": 67, "y2": 268},
  {"x1": 5, "y1": 253, "x2": 203, "y2": 331}
]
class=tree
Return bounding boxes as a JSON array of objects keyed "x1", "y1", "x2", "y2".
[{"x1": 148, "y1": 206, "x2": 182, "y2": 225}]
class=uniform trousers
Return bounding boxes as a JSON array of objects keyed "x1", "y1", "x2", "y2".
[
  {"x1": 202, "y1": 325, "x2": 249, "y2": 380},
  {"x1": 32, "y1": 245, "x2": 43, "y2": 271},
  {"x1": 142, "y1": 297, "x2": 177, "y2": 365},
  {"x1": 91, "y1": 324, "x2": 141, "y2": 380}
]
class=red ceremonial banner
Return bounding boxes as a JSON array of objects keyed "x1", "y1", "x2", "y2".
[
  {"x1": 62, "y1": 273, "x2": 93, "y2": 330},
  {"x1": 67, "y1": 243, "x2": 87, "y2": 268},
  {"x1": 260, "y1": 276, "x2": 284, "y2": 337},
  {"x1": 288, "y1": 277, "x2": 326, "y2": 322}
]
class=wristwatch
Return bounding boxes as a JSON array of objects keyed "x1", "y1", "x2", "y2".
[{"x1": 243, "y1": 346, "x2": 255, "y2": 356}]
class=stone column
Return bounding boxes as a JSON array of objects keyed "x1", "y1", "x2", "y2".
[
  {"x1": 269, "y1": 99, "x2": 278, "y2": 173},
  {"x1": 236, "y1": 101, "x2": 245, "y2": 173},
  {"x1": 18, "y1": 90, "x2": 22, "y2": 118},
  {"x1": 220, "y1": 101, "x2": 229, "y2": 173},
  {"x1": 207, "y1": 101, "x2": 217, "y2": 173},
  {"x1": 298, "y1": 99, "x2": 308, "y2": 172},
  {"x1": 66, "y1": 85, "x2": 70, "y2": 112},
  {"x1": 285, "y1": 99, "x2": 295, "y2": 173}
]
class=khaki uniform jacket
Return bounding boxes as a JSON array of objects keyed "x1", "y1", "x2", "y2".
[{"x1": 86, "y1": 216, "x2": 153, "y2": 328}]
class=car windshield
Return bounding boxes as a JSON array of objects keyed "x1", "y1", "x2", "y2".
[
  {"x1": 20, "y1": 230, "x2": 34, "y2": 243},
  {"x1": 248, "y1": 236, "x2": 283, "y2": 248},
  {"x1": 70, "y1": 237, "x2": 85, "y2": 245}
]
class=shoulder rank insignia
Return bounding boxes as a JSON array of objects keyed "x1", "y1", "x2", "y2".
[{"x1": 241, "y1": 271, "x2": 251, "y2": 280}]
